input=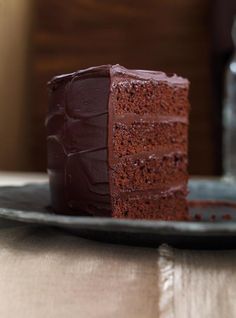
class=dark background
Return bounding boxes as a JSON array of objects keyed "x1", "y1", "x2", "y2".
[{"x1": 28, "y1": 0, "x2": 236, "y2": 174}]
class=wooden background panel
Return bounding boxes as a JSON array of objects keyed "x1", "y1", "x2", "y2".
[
  {"x1": 32, "y1": 0, "x2": 215, "y2": 174},
  {"x1": 0, "y1": 0, "x2": 32, "y2": 171}
]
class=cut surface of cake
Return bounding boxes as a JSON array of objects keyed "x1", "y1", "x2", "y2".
[{"x1": 46, "y1": 64, "x2": 190, "y2": 220}]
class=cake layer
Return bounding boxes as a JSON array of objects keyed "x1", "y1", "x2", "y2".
[
  {"x1": 113, "y1": 121, "x2": 188, "y2": 158},
  {"x1": 110, "y1": 79, "x2": 189, "y2": 116},
  {"x1": 111, "y1": 152, "x2": 188, "y2": 192},
  {"x1": 112, "y1": 189, "x2": 188, "y2": 220}
]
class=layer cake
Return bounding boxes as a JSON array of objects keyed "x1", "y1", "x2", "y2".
[{"x1": 46, "y1": 64, "x2": 189, "y2": 220}]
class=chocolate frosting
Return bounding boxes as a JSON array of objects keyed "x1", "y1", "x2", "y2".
[{"x1": 47, "y1": 65, "x2": 111, "y2": 215}]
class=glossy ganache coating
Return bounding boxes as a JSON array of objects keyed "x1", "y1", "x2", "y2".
[{"x1": 46, "y1": 66, "x2": 112, "y2": 215}]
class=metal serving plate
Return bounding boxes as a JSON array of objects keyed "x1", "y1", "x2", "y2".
[{"x1": 0, "y1": 178, "x2": 236, "y2": 249}]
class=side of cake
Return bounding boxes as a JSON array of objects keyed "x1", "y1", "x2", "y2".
[
  {"x1": 108, "y1": 66, "x2": 189, "y2": 219},
  {"x1": 46, "y1": 64, "x2": 190, "y2": 220},
  {"x1": 46, "y1": 66, "x2": 111, "y2": 215}
]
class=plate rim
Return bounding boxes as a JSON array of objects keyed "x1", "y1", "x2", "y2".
[
  {"x1": 1, "y1": 206, "x2": 236, "y2": 237},
  {"x1": 1, "y1": 178, "x2": 236, "y2": 238}
]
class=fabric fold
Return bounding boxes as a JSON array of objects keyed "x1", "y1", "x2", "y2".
[
  {"x1": 158, "y1": 244, "x2": 175, "y2": 318},
  {"x1": 158, "y1": 244, "x2": 236, "y2": 318}
]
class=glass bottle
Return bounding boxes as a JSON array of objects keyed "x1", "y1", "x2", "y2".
[{"x1": 223, "y1": 17, "x2": 236, "y2": 181}]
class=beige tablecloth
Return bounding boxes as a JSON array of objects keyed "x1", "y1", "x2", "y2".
[{"x1": 0, "y1": 172, "x2": 236, "y2": 318}]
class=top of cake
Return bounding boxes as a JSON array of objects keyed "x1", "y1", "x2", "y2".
[{"x1": 48, "y1": 64, "x2": 189, "y2": 88}]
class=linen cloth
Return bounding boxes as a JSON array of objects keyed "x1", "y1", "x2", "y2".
[
  {"x1": 0, "y1": 172, "x2": 236, "y2": 318},
  {"x1": 158, "y1": 245, "x2": 236, "y2": 318},
  {"x1": 0, "y1": 225, "x2": 159, "y2": 318}
]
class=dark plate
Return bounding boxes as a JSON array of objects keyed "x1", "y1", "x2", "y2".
[{"x1": 1, "y1": 178, "x2": 236, "y2": 249}]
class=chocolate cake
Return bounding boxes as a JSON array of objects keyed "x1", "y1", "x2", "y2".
[{"x1": 46, "y1": 64, "x2": 189, "y2": 220}]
